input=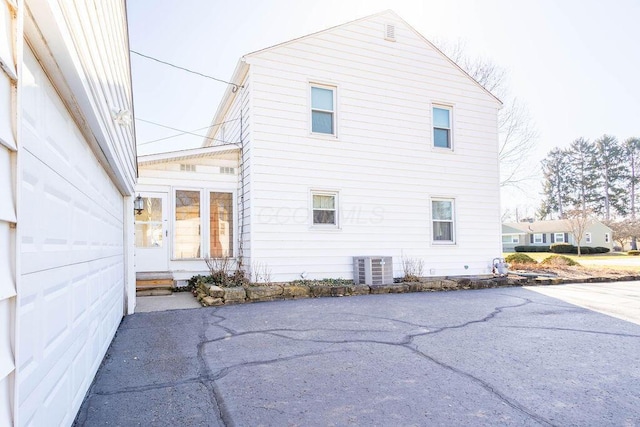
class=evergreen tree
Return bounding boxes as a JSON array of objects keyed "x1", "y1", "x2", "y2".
[
  {"x1": 624, "y1": 137, "x2": 640, "y2": 249},
  {"x1": 566, "y1": 138, "x2": 599, "y2": 213},
  {"x1": 594, "y1": 135, "x2": 627, "y2": 220},
  {"x1": 540, "y1": 147, "x2": 571, "y2": 218}
]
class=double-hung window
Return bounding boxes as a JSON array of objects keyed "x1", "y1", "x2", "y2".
[
  {"x1": 433, "y1": 106, "x2": 452, "y2": 149},
  {"x1": 311, "y1": 85, "x2": 335, "y2": 135},
  {"x1": 432, "y1": 199, "x2": 455, "y2": 243},
  {"x1": 585, "y1": 232, "x2": 592, "y2": 244},
  {"x1": 311, "y1": 191, "x2": 338, "y2": 227},
  {"x1": 554, "y1": 233, "x2": 565, "y2": 243}
]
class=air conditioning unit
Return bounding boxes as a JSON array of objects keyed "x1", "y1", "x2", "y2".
[{"x1": 353, "y1": 257, "x2": 393, "y2": 285}]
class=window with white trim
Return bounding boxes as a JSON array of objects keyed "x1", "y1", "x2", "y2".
[
  {"x1": 433, "y1": 106, "x2": 452, "y2": 149},
  {"x1": 311, "y1": 191, "x2": 338, "y2": 227},
  {"x1": 534, "y1": 233, "x2": 543, "y2": 244},
  {"x1": 585, "y1": 232, "x2": 592, "y2": 244},
  {"x1": 512, "y1": 236, "x2": 520, "y2": 243},
  {"x1": 432, "y1": 199, "x2": 455, "y2": 243},
  {"x1": 311, "y1": 85, "x2": 335, "y2": 135},
  {"x1": 554, "y1": 233, "x2": 565, "y2": 243}
]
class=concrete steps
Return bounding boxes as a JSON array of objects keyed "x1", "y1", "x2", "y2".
[{"x1": 136, "y1": 272, "x2": 174, "y2": 296}]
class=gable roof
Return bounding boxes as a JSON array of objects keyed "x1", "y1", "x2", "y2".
[
  {"x1": 203, "y1": 9, "x2": 502, "y2": 147},
  {"x1": 503, "y1": 220, "x2": 612, "y2": 234},
  {"x1": 138, "y1": 144, "x2": 239, "y2": 166}
]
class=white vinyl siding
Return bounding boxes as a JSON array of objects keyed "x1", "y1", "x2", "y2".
[
  {"x1": 0, "y1": 1, "x2": 17, "y2": 424},
  {"x1": 221, "y1": 11, "x2": 501, "y2": 280}
]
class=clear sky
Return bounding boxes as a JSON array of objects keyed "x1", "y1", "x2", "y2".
[{"x1": 127, "y1": 0, "x2": 640, "y2": 212}]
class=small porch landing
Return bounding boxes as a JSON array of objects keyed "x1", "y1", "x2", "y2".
[{"x1": 136, "y1": 271, "x2": 174, "y2": 296}]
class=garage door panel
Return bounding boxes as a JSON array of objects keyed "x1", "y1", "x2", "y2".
[
  {"x1": 17, "y1": 47, "x2": 125, "y2": 426},
  {"x1": 20, "y1": 150, "x2": 123, "y2": 274}
]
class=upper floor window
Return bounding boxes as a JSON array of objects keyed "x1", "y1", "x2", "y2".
[
  {"x1": 311, "y1": 85, "x2": 335, "y2": 135},
  {"x1": 433, "y1": 106, "x2": 452, "y2": 149},
  {"x1": 432, "y1": 199, "x2": 455, "y2": 243},
  {"x1": 585, "y1": 232, "x2": 592, "y2": 244}
]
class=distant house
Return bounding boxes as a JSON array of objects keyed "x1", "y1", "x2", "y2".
[
  {"x1": 1, "y1": 1, "x2": 135, "y2": 425},
  {"x1": 136, "y1": 10, "x2": 503, "y2": 284},
  {"x1": 502, "y1": 220, "x2": 614, "y2": 252}
]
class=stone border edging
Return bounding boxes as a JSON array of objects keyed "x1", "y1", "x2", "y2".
[{"x1": 194, "y1": 275, "x2": 640, "y2": 307}]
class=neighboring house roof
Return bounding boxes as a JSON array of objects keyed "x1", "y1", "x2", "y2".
[
  {"x1": 503, "y1": 220, "x2": 612, "y2": 234},
  {"x1": 202, "y1": 9, "x2": 502, "y2": 147},
  {"x1": 502, "y1": 224, "x2": 526, "y2": 234},
  {"x1": 138, "y1": 144, "x2": 240, "y2": 166}
]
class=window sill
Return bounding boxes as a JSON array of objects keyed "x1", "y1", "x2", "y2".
[
  {"x1": 309, "y1": 225, "x2": 341, "y2": 232},
  {"x1": 309, "y1": 132, "x2": 339, "y2": 142},
  {"x1": 432, "y1": 146, "x2": 454, "y2": 153}
]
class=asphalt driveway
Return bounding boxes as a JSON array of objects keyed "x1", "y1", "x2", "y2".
[{"x1": 74, "y1": 284, "x2": 640, "y2": 426}]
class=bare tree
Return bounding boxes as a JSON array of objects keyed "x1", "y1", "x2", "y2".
[
  {"x1": 436, "y1": 39, "x2": 538, "y2": 189},
  {"x1": 565, "y1": 209, "x2": 592, "y2": 256}
]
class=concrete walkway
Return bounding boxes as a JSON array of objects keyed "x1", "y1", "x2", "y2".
[
  {"x1": 75, "y1": 283, "x2": 640, "y2": 426},
  {"x1": 135, "y1": 292, "x2": 201, "y2": 313}
]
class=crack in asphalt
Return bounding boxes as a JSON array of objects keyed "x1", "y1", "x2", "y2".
[
  {"x1": 503, "y1": 325, "x2": 640, "y2": 338},
  {"x1": 187, "y1": 297, "x2": 558, "y2": 426},
  {"x1": 83, "y1": 296, "x2": 598, "y2": 426}
]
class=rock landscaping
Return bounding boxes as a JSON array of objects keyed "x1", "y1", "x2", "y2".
[{"x1": 192, "y1": 273, "x2": 640, "y2": 307}]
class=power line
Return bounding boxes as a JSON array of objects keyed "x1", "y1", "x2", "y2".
[
  {"x1": 135, "y1": 117, "x2": 240, "y2": 146},
  {"x1": 130, "y1": 50, "x2": 242, "y2": 89}
]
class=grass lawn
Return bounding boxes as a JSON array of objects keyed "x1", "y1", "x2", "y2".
[{"x1": 503, "y1": 252, "x2": 640, "y2": 268}]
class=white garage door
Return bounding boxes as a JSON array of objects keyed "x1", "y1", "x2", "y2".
[{"x1": 15, "y1": 48, "x2": 125, "y2": 426}]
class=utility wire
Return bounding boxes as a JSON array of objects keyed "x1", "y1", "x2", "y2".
[
  {"x1": 130, "y1": 50, "x2": 241, "y2": 89},
  {"x1": 135, "y1": 117, "x2": 240, "y2": 146}
]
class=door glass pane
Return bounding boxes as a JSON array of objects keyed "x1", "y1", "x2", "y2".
[
  {"x1": 210, "y1": 193, "x2": 233, "y2": 257},
  {"x1": 175, "y1": 190, "x2": 201, "y2": 258},
  {"x1": 134, "y1": 197, "x2": 163, "y2": 247}
]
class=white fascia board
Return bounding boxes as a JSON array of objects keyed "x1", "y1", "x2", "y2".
[
  {"x1": 138, "y1": 144, "x2": 240, "y2": 166},
  {"x1": 23, "y1": 0, "x2": 136, "y2": 195},
  {"x1": 202, "y1": 59, "x2": 249, "y2": 147}
]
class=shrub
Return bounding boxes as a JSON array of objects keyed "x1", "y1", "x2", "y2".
[
  {"x1": 505, "y1": 253, "x2": 537, "y2": 264},
  {"x1": 550, "y1": 243, "x2": 575, "y2": 254},
  {"x1": 541, "y1": 255, "x2": 580, "y2": 266},
  {"x1": 514, "y1": 245, "x2": 550, "y2": 253},
  {"x1": 594, "y1": 247, "x2": 611, "y2": 254},
  {"x1": 628, "y1": 250, "x2": 640, "y2": 256}
]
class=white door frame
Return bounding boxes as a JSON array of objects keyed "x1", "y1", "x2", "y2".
[{"x1": 134, "y1": 191, "x2": 169, "y2": 272}]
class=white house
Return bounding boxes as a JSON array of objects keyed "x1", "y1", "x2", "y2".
[
  {"x1": 1, "y1": 1, "x2": 136, "y2": 425},
  {"x1": 136, "y1": 10, "x2": 502, "y2": 284}
]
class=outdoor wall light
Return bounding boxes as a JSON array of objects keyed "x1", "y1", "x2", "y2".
[{"x1": 134, "y1": 195, "x2": 144, "y2": 215}]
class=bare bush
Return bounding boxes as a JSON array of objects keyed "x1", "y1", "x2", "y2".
[
  {"x1": 401, "y1": 255, "x2": 424, "y2": 282},
  {"x1": 251, "y1": 261, "x2": 273, "y2": 285}
]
